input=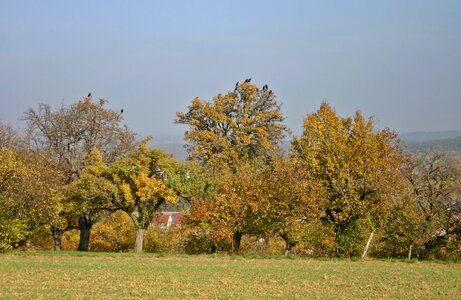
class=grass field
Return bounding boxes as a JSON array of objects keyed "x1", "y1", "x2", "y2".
[{"x1": 0, "y1": 252, "x2": 460, "y2": 299}]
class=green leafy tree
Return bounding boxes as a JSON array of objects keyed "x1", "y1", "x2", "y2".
[
  {"x1": 107, "y1": 138, "x2": 177, "y2": 253},
  {"x1": 69, "y1": 149, "x2": 119, "y2": 251}
]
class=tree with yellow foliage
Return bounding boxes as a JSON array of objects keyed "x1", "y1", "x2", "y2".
[
  {"x1": 0, "y1": 146, "x2": 28, "y2": 251},
  {"x1": 106, "y1": 138, "x2": 177, "y2": 253},
  {"x1": 176, "y1": 80, "x2": 286, "y2": 167},
  {"x1": 177, "y1": 80, "x2": 287, "y2": 251},
  {"x1": 0, "y1": 145, "x2": 63, "y2": 251},
  {"x1": 292, "y1": 102, "x2": 404, "y2": 257}
]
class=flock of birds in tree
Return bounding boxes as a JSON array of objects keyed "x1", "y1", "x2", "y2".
[
  {"x1": 86, "y1": 78, "x2": 271, "y2": 116},
  {"x1": 234, "y1": 79, "x2": 272, "y2": 94}
]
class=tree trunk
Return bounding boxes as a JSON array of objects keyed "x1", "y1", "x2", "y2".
[
  {"x1": 420, "y1": 244, "x2": 432, "y2": 260},
  {"x1": 281, "y1": 233, "x2": 297, "y2": 256},
  {"x1": 334, "y1": 227, "x2": 342, "y2": 257},
  {"x1": 77, "y1": 215, "x2": 93, "y2": 251},
  {"x1": 18, "y1": 236, "x2": 32, "y2": 248},
  {"x1": 232, "y1": 231, "x2": 243, "y2": 254},
  {"x1": 361, "y1": 228, "x2": 377, "y2": 259},
  {"x1": 135, "y1": 228, "x2": 145, "y2": 253},
  {"x1": 408, "y1": 245, "x2": 413, "y2": 260},
  {"x1": 51, "y1": 225, "x2": 62, "y2": 251}
]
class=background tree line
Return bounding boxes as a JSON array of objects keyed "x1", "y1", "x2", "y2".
[
  {"x1": 405, "y1": 136, "x2": 461, "y2": 153},
  {"x1": 1, "y1": 82, "x2": 460, "y2": 260}
]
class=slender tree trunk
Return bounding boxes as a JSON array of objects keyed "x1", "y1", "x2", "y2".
[
  {"x1": 408, "y1": 245, "x2": 413, "y2": 260},
  {"x1": 232, "y1": 231, "x2": 243, "y2": 254},
  {"x1": 77, "y1": 215, "x2": 93, "y2": 251},
  {"x1": 334, "y1": 227, "x2": 342, "y2": 257},
  {"x1": 135, "y1": 228, "x2": 145, "y2": 253},
  {"x1": 51, "y1": 225, "x2": 62, "y2": 251},
  {"x1": 361, "y1": 228, "x2": 377, "y2": 259}
]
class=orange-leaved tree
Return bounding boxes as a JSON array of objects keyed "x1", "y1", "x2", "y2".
[
  {"x1": 261, "y1": 156, "x2": 322, "y2": 256},
  {"x1": 176, "y1": 80, "x2": 287, "y2": 251},
  {"x1": 176, "y1": 80, "x2": 286, "y2": 167}
]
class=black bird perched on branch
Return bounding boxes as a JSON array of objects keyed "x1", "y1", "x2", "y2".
[
  {"x1": 268, "y1": 90, "x2": 272, "y2": 95},
  {"x1": 121, "y1": 109, "x2": 124, "y2": 114},
  {"x1": 244, "y1": 78, "x2": 251, "y2": 83},
  {"x1": 235, "y1": 82, "x2": 239, "y2": 90},
  {"x1": 263, "y1": 85, "x2": 268, "y2": 90},
  {"x1": 87, "y1": 93, "x2": 91, "y2": 97}
]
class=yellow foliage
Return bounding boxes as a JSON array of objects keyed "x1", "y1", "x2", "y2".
[
  {"x1": 176, "y1": 80, "x2": 286, "y2": 167},
  {"x1": 291, "y1": 102, "x2": 405, "y2": 256},
  {"x1": 90, "y1": 211, "x2": 135, "y2": 252}
]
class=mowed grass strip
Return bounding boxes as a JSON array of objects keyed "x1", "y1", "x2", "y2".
[{"x1": 0, "y1": 253, "x2": 460, "y2": 299}]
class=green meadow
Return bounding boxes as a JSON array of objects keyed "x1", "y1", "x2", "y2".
[{"x1": 0, "y1": 252, "x2": 460, "y2": 299}]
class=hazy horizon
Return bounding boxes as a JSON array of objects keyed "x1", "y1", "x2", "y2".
[{"x1": 1, "y1": 1, "x2": 460, "y2": 136}]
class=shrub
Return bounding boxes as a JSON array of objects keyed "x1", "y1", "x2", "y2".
[
  {"x1": 184, "y1": 230, "x2": 219, "y2": 254},
  {"x1": 90, "y1": 211, "x2": 135, "y2": 252},
  {"x1": 0, "y1": 217, "x2": 27, "y2": 252},
  {"x1": 144, "y1": 226, "x2": 189, "y2": 253}
]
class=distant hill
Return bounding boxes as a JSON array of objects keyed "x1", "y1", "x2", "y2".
[
  {"x1": 403, "y1": 136, "x2": 461, "y2": 152},
  {"x1": 400, "y1": 131, "x2": 461, "y2": 142},
  {"x1": 149, "y1": 134, "x2": 187, "y2": 160},
  {"x1": 399, "y1": 131, "x2": 461, "y2": 154}
]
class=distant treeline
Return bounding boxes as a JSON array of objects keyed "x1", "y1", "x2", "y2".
[{"x1": 404, "y1": 136, "x2": 461, "y2": 152}]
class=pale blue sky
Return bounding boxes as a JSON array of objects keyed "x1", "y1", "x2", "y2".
[{"x1": 1, "y1": 0, "x2": 460, "y2": 136}]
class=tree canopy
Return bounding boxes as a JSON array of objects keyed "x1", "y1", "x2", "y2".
[
  {"x1": 106, "y1": 138, "x2": 178, "y2": 253},
  {"x1": 291, "y1": 102, "x2": 405, "y2": 256},
  {"x1": 23, "y1": 97, "x2": 136, "y2": 251},
  {"x1": 176, "y1": 81, "x2": 286, "y2": 167}
]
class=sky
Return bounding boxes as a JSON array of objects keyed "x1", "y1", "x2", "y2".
[{"x1": 1, "y1": 0, "x2": 460, "y2": 137}]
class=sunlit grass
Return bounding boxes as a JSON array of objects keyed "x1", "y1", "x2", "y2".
[{"x1": 0, "y1": 251, "x2": 460, "y2": 299}]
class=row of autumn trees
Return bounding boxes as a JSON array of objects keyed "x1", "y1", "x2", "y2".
[{"x1": 1, "y1": 80, "x2": 460, "y2": 259}]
